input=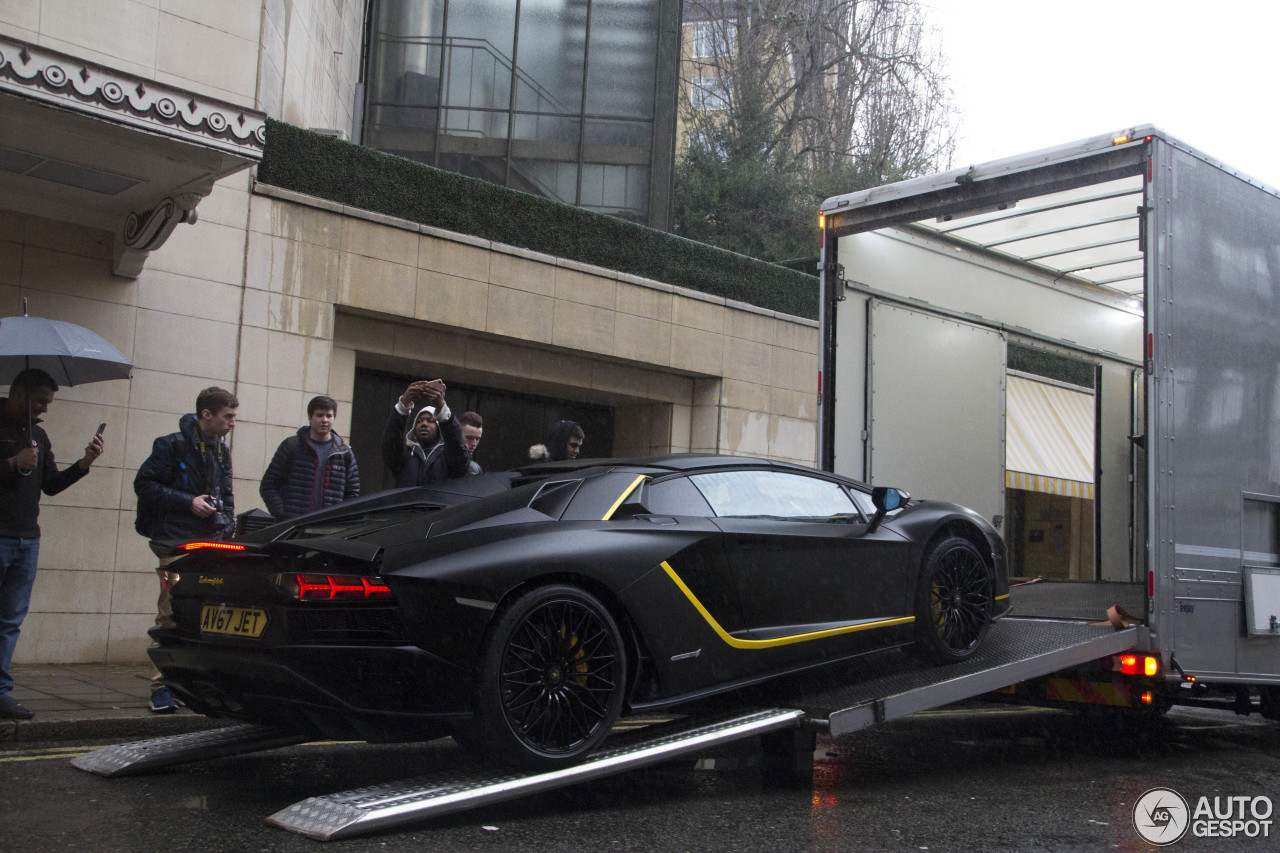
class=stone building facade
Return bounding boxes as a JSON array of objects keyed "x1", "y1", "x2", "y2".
[{"x1": 0, "y1": 1, "x2": 817, "y2": 666}]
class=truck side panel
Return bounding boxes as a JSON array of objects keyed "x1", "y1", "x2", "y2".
[{"x1": 1150, "y1": 139, "x2": 1280, "y2": 679}]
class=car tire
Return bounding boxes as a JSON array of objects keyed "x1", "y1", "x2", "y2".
[
  {"x1": 911, "y1": 536, "x2": 994, "y2": 664},
  {"x1": 472, "y1": 584, "x2": 627, "y2": 769}
]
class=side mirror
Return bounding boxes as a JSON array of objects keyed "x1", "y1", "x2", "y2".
[{"x1": 868, "y1": 486, "x2": 909, "y2": 533}]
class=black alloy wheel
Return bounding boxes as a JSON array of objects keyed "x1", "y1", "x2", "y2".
[
  {"x1": 473, "y1": 584, "x2": 626, "y2": 768},
  {"x1": 912, "y1": 536, "x2": 993, "y2": 663}
]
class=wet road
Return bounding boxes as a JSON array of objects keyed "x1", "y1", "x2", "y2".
[{"x1": 2, "y1": 704, "x2": 1277, "y2": 852}]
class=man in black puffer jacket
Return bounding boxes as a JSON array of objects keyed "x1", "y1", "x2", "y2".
[
  {"x1": 135, "y1": 387, "x2": 237, "y2": 542},
  {"x1": 134, "y1": 386, "x2": 238, "y2": 713},
  {"x1": 259, "y1": 395, "x2": 360, "y2": 519}
]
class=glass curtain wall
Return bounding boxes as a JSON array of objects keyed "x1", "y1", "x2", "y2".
[{"x1": 363, "y1": 0, "x2": 676, "y2": 227}]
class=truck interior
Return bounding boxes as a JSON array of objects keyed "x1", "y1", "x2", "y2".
[{"x1": 822, "y1": 137, "x2": 1150, "y2": 587}]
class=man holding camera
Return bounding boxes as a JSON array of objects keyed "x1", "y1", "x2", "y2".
[{"x1": 134, "y1": 386, "x2": 237, "y2": 713}]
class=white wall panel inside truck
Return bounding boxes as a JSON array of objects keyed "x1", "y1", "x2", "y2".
[
  {"x1": 838, "y1": 228, "x2": 1144, "y2": 363},
  {"x1": 831, "y1": 292, "x2": 869, "y2": 480},
  {"x1": 865, "y1": 301, "x2": 1006, "y2": 523},
  {"x1": 835, "y1": 226, "x2": 1142, "y2": 581}
]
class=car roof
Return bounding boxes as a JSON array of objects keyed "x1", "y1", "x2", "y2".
[{"x1": 514, "y1": 453, "x2": 817, "y2": 482}]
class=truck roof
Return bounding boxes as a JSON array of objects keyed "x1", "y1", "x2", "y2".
[
  {"x1": 820, "y1": 123, "x2": 1279, "y2": 218},
  {"x1": 818, "y1": 124, "x2": 1280, "y2": 300}
]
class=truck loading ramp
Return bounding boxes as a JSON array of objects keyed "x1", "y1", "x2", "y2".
[{"x1": 788, "y1": 618, "x2": 1141, "y2": 736}]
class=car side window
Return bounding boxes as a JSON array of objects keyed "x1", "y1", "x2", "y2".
[
  {"x1": 847, "y1": 488, "x2": 876, "y2": 518},
  {"x1": 689, "y1": 470, "x2": 861, "y2": 523},
  {"x1": 646, "y1": 476, "x2": 714, "y2": 516}
]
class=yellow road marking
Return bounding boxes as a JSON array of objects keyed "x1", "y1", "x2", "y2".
[{"x1": 0, "y1": 745, "x2": 96, "y2": 763}]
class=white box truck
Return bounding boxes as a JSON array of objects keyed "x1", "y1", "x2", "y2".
[{"x1": 818, "y1": 125, "x2": 1280, "y2": 718}]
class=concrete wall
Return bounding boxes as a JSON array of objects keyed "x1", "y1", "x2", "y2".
[
  {"x1": 246, "y1": 184, "x2": 819, "y2": 470},
  {"x1": 6, "y1": 183, "x2": 818, "y2": 666}
]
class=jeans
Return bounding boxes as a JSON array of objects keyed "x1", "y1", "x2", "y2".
[{"x1": 0, "y1": 536, "x2": 40, "y2": 696}]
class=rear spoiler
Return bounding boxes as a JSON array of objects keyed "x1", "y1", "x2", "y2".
[{"x1": 158, "y1": 537, "x2": 382, "y2": 564}]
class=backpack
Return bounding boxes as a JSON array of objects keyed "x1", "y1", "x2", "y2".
[{"x1": 134, "y1": 434, "x2": 186, "y2": 538}]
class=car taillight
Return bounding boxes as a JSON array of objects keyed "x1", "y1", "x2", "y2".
[
  {"x1": 181, "y1": 541, "x2": 246, "y2": 551},
  {"x1": 291, "y1": 573, "x2": 393, "y2": 601},
  {"x1": 1107, "y1": 653, "x2": 1160, "y2": 677}
]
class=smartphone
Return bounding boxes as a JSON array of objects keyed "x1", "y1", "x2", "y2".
[{"x1": 96, "y1": 422, "x2": 106, "y2": 436}]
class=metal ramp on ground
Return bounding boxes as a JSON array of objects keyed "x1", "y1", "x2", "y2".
[
  {"x1": 266, "y1": 709, "x2": 806, "y2": 840},
  {"x1": 71, "y1": 723, "x2": 310, "y2": 777}
]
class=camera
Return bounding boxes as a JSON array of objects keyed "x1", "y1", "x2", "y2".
[{"x1": 206, "y1": 495, "x2": 227, "y2": 531}]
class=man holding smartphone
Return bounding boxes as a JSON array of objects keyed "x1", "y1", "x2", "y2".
[
  {"x1": 134, "y1": 386, "x2": 237, "y2": 713},
  {"x1": 0, "y1": 368, "x2": 103, "y2": 720},
  {"x1": 380, "y1": 379, "x2": 470, "y2": 487}
]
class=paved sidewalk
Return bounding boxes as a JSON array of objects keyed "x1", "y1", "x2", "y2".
[{"x1": 1, "y1": 662, "x2": 224, "y2": 742}]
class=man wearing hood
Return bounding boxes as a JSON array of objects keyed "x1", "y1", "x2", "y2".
[
  {"x1": 134, "y1": 386, "x2": 237, "y2": 712},
  {"x1": 260, "y1": 395, "x2": 360, "y2": 519},
  {"x1": 0, "y1": 368, "x2": 103, "y2": 720},
  {"x1": 530, "y1": 419, "x2": 585, "y2": 462},
  {"x1": 380, "y1": 379, "x2": 470, "y2": 487}
]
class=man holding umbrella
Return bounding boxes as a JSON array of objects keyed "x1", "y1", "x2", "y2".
[{"x1": 0, "y1": 368, "x2": 103, "y2": 720}]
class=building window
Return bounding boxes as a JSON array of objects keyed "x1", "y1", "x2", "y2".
[
  {"x1": 693, "y1": 21, "x2": 735, "y2": 58},
  {"x1": 362, "y1": 0, "x2": 678, "y2": 228},
  {"x1": 687, "y1": 130, "x2": 725, "y2": 158},
  {"x1": 690, "y1": 76, "x2": 729, "y2": 111}
]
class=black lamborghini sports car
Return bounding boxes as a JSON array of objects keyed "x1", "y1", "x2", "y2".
[{"x1": 151, "y1": 454, "x2": 1009, "y2": 768}]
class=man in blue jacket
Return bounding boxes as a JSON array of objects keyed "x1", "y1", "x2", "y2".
[
  {"x1": 134, "y1": 386, "x2": 237, "y2": 713},
  {"x1": 259, "y1": 395, "x2": 360, "y2": 519}
]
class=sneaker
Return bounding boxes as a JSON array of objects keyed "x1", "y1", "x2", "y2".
[
  {"x1": 149, "y1": 686, "x2": 179, "y2": 713},
  {"x1": 0, "y1": 693, "x2": 35, "y2": 720}
]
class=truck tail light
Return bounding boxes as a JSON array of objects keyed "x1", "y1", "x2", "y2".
[
  {"x1": 284, "y1": 573, "x2": 393, "y2": 601},
  {"x1": 1107, "y1": 653, "x2": 1159, "y2": 677}
]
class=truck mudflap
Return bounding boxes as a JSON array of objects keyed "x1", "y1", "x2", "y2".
[{"x1": 267, "y1": 708, "x2": 805, "y2": 840}]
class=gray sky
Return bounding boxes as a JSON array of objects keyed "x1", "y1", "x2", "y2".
[{"x1": 926, "y1": 0, "x2": 1280, "y2": 186}]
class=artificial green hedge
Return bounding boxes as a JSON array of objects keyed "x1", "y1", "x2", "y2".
[{"x1": 257, "y1": 120, "x2": 819, "y2": 320}]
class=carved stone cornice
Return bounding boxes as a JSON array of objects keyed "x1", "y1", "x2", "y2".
[{"x1": 0, "y1": 33, "x2": 265, "y2": 159}]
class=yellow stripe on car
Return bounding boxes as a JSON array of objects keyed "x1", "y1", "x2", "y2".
[
  {"x1": 602, "y1": 475, "x2": 650, "y2": 520},
  {"x1": 661, "y1": 561, "x2": 913, "y2": 649}
]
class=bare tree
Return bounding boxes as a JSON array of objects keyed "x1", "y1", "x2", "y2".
[{"x1": 676, "y1": 0, "x2": 956, "y2": 258}]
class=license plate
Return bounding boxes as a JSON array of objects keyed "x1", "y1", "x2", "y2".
[{"x1": 200, "y1": 604, "x2": 269, "y2": 638}]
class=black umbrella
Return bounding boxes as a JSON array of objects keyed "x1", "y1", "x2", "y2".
[
  {"x1": 0, "y1": 313, "x2": 133, "y2": 388},
  {"x1": 0, "y1": 299, "x2": 133, "y2": 434}
]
